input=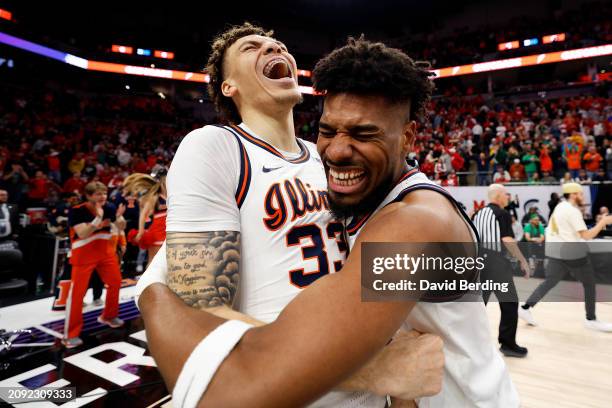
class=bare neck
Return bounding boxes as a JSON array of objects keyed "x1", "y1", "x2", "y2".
[{"x1": 240, "y1": 107, "x2": 299, "y2": 153}]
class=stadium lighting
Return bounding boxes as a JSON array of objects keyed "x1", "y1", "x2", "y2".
[
  {"x1": 498, "y1": 41, "x2": 520, "y2": 51},
  {"x1": 0, "y1": 31, "x2": 610, "y2": 93},
  {"x1": 137, "y1": 48, "x2": 152, "y2": 56},
  {"x1": 154, "y1": 50, "x2": 174, "y2": 60},
  {"x1": 112, "y1": 45, "x2": 133, "y2": 54},
  {"x1": 125, "y1": 85, "x2": 130, "y2": 90},
  {"x1": 542, "y1": 33, "x2": 566, "y2": 44},
  {"x1": 0, "y1": 8, "x2": 12, "y2": 21},
  {"x1": 157, "y1": 92, "x2": 166, "y2": 99}
]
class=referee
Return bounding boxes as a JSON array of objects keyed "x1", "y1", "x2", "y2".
[{"x1": 473, "y1": 183, "x2": 530, "y2": 357}]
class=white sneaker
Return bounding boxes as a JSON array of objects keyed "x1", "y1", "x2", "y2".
[
  {"x1": 518, "y1": 306, "x2": 537, "y2": 326},
  {"x1": 584, "y1": 319, "x2": 612, "y2": 332}
]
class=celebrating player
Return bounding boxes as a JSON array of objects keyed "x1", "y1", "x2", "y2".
[{"x1": 135, "y1": 24, "x2": 498, "y2": 406}]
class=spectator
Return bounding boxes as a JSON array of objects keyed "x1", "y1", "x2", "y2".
[
  {"x1": 0, "y1": 189, "x2": 20, "y2": 243},
  {"x1": 541, "y1": 171, "x2": 556, "y2": 183},
  {"x1": 63, "y1": 171, "x2": 86, "y2": 195},
  {"x1": 68, "y1": 153, "x2": 85, "y2": 175},
  {"x1": 564, "y1": 141, "x2": 583, "y2": 179},
  {"x1": 509, "y1": 159, "x2": 526, "y2": 181},
  {"x1": 521, "y1": 206, "x2": 546, "y2": 225},
  {"x1": 493, "y1": 164, "x2": 511, "y2": 184},
  {"x1": 577, "y1": 169, "x2": 591, "y2": 184},
  {"x1": 476, "y1": 152, "x2": 490, "y2": 186},
  {"x1": 47, "y1": 150, "x2": 62, "y2": 183},
  {"x1": 548, "y1": 193, "x2": 560, "y2": 217},
  {"x1": 583, "y1": 145, "x2": 603, "y2": 180},
  {"x1": 2, "y1": 163, "x2": 29, "y2": 206},
  {"x1": 539, "y1": 146, "x2": 553, "y2": 175},
  {"x1": 511, "y1": 215, "x2": 524, "y2": 241},
  {"x1": 28, "y1": 170, "x2": 61, "y2": 208},
  {"x1": 523, "y1": 214, "x2": 545, "y2": 243},
  {"x1": 522, "y1": 149, "x2": 539, "y2": 181},
  {"x1": 592, "y1": 168, "x2": 608, "y2": 182}
]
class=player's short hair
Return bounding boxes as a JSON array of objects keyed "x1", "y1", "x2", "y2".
[
  {"x1": 207, "y1": 22, "x2": 274, "y2": 123},
  {"x1": 84, "y1": 181, "x2": 107, "y2": 196},
  {"x1": 312, "y1": 37, "x2": 434, "y2": 121}
]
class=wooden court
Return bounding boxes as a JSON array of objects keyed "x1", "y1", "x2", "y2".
[{"x1": 486, "y1": 301, "x2": 612, "y2": 408}]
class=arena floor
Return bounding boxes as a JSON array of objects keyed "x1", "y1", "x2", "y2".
[
  {"x1": 486, "y1": 301, "x2": 612, "y2": 408},
  {"x1": 1, "y1": 284, "x2": 611, "y2": 407}
]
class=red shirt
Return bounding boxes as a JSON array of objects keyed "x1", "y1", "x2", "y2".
[
  {"x1": 47, "y1": 155, "x2": 61, "y2": 171},
  {"x1": 29, "y1": 178, "x2": 50, "y2": 200},
  {"x1": 63, "y1": 177, "x2": 86, "y2": 194}
]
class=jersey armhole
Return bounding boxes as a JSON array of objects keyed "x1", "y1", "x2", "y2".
[{"x1": 214, "y1": 125, "x2": 252, "y2": 209}]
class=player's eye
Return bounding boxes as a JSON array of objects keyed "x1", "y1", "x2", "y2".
[{"x1": 318, "y1": 130, "x2": 335, "y2": 138}]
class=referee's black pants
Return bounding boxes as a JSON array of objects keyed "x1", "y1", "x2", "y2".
[{"x1": 481, "y1": 253, "x2": 519, "y2": 347}]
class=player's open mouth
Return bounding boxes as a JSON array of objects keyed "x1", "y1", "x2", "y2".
[
  {"x1": 262, "y1": 58, "x2": 293, "y2": 81},
  {"x1": 328, "y1": 167, "x2": 367, "y2": 194}
]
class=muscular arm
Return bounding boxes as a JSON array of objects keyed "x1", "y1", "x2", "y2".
[
  {"x1": 141, "y1": 191, "x2": 461, "y2": 407},
  {"x1": 165, "y1": 231, "x2": 261, "y2": 326}
]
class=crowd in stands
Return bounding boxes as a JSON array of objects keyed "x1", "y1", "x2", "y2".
[
  {"x1": 413, "y1": 94, "x2": 612, "y2": 187},
  {"x1": 0, "y1": 83, "x2": 610, "y2": 217},
  {"x1": 390, "y1": 1, "x2": 610, "y2": 68}
]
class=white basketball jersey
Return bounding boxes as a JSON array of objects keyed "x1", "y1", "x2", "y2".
[
  {"x1": 222, "y1": 124, "x2": 384, "y2": 408},
  {"x1": 347, "y1": 168, "x2": 519, "y2": 408}
]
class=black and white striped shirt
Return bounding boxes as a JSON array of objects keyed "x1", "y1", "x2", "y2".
[{"x1": 472, "y1": 203, "x2": 514, "y2": 252}]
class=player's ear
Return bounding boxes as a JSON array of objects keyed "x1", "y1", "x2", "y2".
[
  {"x1": 402, "y1": 120, "x2": 417, "y2": 153},
  {"x1": 221, "y1": 80, "x2": 237, "y2": 98}
]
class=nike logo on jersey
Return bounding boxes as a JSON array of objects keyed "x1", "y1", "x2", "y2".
[{"x1": 262, "y1": 165, "x2": 283, "y2": 173}]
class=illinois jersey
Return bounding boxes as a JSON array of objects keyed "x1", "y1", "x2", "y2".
[
  {"x1": 165, "y1": 123, "x2": 381, "y2": 408},
  {"x1": 346, "y1": 168, "x2": 519, "y2": 408}
]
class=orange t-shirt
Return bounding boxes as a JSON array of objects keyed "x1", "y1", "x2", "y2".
[{"x1": 583, "y1": 152, "x2": 602, "y2": 172}]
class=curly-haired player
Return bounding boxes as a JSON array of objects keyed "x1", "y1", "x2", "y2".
[
  {"x1": 313, "y1": 37, "x2": 518, "y2": 408},
  {"x1": 137, "y1": 24, "x2": 445, "y2": 407}
]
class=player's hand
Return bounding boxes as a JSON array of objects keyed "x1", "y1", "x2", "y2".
[
  {"x1": 369, "y1": 330, "x2": 444, "y2": 400},
  {"x1": 135, "y1": 230, "x2": 144, "y2": 243},
  {"x1": 520, "y1": 259, "x2": 531, "y2": 279},
  {"x1": 603, "y1": 214, "x2": 612, "y2": 226}
]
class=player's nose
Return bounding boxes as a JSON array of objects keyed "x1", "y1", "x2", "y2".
[
  {"x1": 325, "y1": 134, "x2": 353, "y2": 163},
  {"x1": 263, "y1": 41, "x2": 282, "y2": 55}
]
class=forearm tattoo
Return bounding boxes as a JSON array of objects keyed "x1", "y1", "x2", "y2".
[{"x1": 166, "y1": 231, "x2": 240, "y2": 309}]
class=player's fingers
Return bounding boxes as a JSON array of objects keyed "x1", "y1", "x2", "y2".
[{"x1": 396, "y1": 329, "x2": 421, "y2": 339}]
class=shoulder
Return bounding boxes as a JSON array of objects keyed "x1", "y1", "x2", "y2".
[
  {"x1": 176, "y1": 125, "x2": 239, "y2": 152},
  {"x1": 363, "y1": 189, "x2": 463, "y2": 242}
]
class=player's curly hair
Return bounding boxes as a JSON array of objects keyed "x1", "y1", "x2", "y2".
[
  {"x1": 206, "y1": 22, "x2": 274, "y2": 123},
  {"x1": 312, "y1": 36, "x2": 435, "y2": 122}
]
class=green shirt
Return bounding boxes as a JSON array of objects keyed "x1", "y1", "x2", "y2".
[
  {"x1": 522, "y1": 154, "x2": 539, "y2": 173},
  {"x1": 524, "y1": 223, "x2": 544, "y2": 238}
]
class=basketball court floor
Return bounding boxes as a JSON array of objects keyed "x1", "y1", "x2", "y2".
[{"x1": 1, "y1": 283, "x2": 611, "y2": 407}]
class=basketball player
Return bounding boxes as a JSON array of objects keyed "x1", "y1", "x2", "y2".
[
  {"x1": 137, "y1": 23, "x2": 443, "y2": 406},
  {"x1": 139, "y1": 37, "x2": 518, "y2": 406}
]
